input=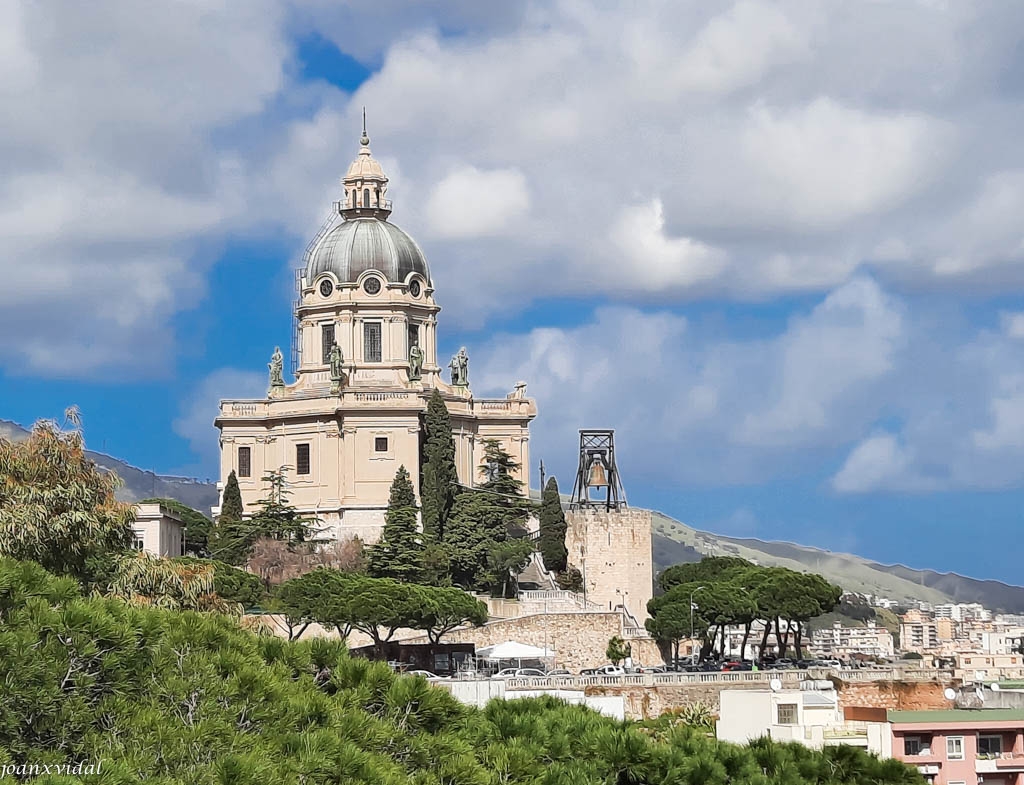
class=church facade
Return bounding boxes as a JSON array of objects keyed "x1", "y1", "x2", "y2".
[{"x1": 214, "y1": 125, "x2": 537, "y2": 542}]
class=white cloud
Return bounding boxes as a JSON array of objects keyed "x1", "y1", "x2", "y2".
[
  {"x1": 831, "y1": 433, "x2": 933, "y2": 493},
  {"x1": 5, "y1": 0, "x2": 1024, "y2": 378},
  {"x1": 673, "y1": 1, "x2": 810, "y2": 93},
  {"x1": 608, "y1": 199, "x2": 726, "y2": 288},
  {"x1": 738, "y1": 98, "x2": 950, "y2": 226},
  {"x1": 424, "y1": 166, "x2": 530, "y2": 239}
]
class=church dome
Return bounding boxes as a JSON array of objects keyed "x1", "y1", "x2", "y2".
[{"x1": 306, "y1": 217, "x2": 431, "y2": 285}]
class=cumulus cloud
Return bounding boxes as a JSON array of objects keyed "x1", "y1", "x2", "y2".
[
  {"x1": 6, "y1": 0, "x2": 1024, "y2": 382},
  {"x1": 424, "y1": 166, "x2": 530, "y2": 239},
  {"x1": 467, "y1": 276, "x2": 1024, "y2": 494},
  {"x1": 831, "y1": 433, "x2": 933, "y2": 494}
]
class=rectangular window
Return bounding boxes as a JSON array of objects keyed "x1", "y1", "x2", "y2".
[
  {"x1": 364, "y1": 322, "x2": 382, "y2": 362},
  {"x1": 321, "y1": 323, "x2": 335, "y2": 365},
  {"x1": 407, "y1": 322, "x2": 419, "y2": 354},
  {"x1": 237, "y1": 446, "x2": 251, "y2": 478},
  {"x1": 979, "y1": 734, "x2": 1003, "y2": 756},
  {"x1": 296, "y1": 443, "x2": 310, "y2": 475},
  {"x1": 133, "y1": 535, "x2": 145, "y2": 551},
  {"x1": 946, "y1": 736, "x2": 964, "y2": 760},
  {"x1": 904, "y1": 737, "x2": 922, "y2": 756},
  {"x1": 375, "y1": 437, "x2": 389, "y2": 453},
  {"x1": 776, "y1": 704, "x2": 798, "y2": 725}
]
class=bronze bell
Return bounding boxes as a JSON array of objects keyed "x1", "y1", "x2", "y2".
[{"x1": 587, "y1": 458, "x2": 609, "y2": 488}]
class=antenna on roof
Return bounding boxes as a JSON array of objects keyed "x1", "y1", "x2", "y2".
[{"x1": 361, "y1": 106, "x2": 369, "y2": 146}]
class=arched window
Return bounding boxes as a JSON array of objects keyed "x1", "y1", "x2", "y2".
[{"x1": 363, "y1": 188, "x2": 370, "y2": 207}]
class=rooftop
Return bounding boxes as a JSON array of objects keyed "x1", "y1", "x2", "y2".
[{"x1": 889, "y1": 709, "x2": 1024, "y2": 724}]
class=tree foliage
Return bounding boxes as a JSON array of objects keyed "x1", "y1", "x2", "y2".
[
  {"x1": 486, "y1": 538, "x2": 533, "y2": 599},
  {"x1": 648, "y1": 557, "x2": 842, "y2": 662},
  {"x1": 538, "y1": 476, "x2": 568, "y2": 573},
  {"x1": 606, "y1": 635, "x2": 632, "y2": 665},
  {"x1": 207, "y1": 470, "x2": 249, "y2": 565},
  {"x1": 420, "y1": 389, "x2": 458, "y2": 542},
  {"x1": 442, "y1": 440, "x2": 530, "y2": 592},
  {"x1": 367, "y1": 466, "x2": 424, "y2": 582},
  {"x1": 0, "y1": 558, "x2": 926, "y2": 785},
  {"x1": 276, "y1": 570, "x2": 487, "y2": 650},
  {"x1": 249, "y1": 468, "x2": 325, "y2": 544},
  {"x1": 0, "y1": 416, "x2": 134, "y2": 585}
]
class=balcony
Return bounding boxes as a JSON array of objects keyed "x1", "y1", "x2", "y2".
[{"x1": 977, "y1": 752, "x2": 1024, "y2": 773}]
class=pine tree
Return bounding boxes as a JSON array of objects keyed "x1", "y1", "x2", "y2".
[
  {"x1": 443, "y1": 440, "x2": 530, "y2": 591},
  {"x1": 249, "y1": 469, "x2": 324, "y2": 544},
  {"x1": 208, "y1": 471, "x2": 251, "y2": 566},
  {"x1": 420, "y1": 389, "x2": 457, "y2": 542},
  {"x1": 367, "y1": 466, "x2": 424, "y2": 582},
  {"x1": 538, "y1": 476, "x2": 568, "y2": 573}
]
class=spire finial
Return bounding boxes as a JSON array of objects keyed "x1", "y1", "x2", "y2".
[{"x1": 360, "y1": 107, "x2": 369, "y2": 146}]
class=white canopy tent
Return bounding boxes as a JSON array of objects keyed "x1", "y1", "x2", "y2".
[{"x1": 477, "y1": 641, "x2": 555, "y2": 660}]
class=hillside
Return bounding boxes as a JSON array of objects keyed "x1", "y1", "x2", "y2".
[
  {"x1": 0, "y1": 419, "x2": 219, "y2": 513},
  {"x1": 651, "y1": 511, "x2": 1024, "y2": 613}
]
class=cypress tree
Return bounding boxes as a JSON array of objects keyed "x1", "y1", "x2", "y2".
[
  {"x1": 208, "y1": 471, "x2": 250, "y2": 566},
  {"x1": 538, "y1": 476, "x2": 568, "y2": 573},
  {"x1": 367, "y1": 466, "x2": 423, "y2": 582},
  {"x1": 420, "y1": 389, "x2": 457, "y2": 542}
]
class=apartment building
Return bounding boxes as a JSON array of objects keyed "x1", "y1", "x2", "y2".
[
  {"x1": 812, "y1": 620, "x2": 895, "y2": 659},
  {"x1": 890, "y1": 709, "x2": 1024, "y2": 785}
]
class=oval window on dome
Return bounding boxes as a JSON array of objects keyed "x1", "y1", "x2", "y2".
[
  {"x1": 363, "y1": 277, "x2": 382, "y2": 295},
  {"x1": 319, "y1": 279, "x2": 334, "y2": 297},
  {"x1": 409, "y1": 280, "x2": 422, "y2": 298}
]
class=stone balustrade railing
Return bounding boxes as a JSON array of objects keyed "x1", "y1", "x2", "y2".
[{"x1": 500, "y1": 668, "x2": 955, "y2": 690}]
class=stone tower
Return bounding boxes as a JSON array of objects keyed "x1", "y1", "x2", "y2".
[{"x1": 565, "y1": 508, "x2": 653, "y2": 624}]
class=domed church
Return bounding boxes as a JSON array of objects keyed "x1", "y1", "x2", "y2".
[{"x1": 214, "y1": 122, "x2": 537, "y2": 541}]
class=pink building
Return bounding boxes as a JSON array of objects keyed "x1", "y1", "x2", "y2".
[{"x1": 888, "y1": 709, "x2": 1024, "y2": 785}]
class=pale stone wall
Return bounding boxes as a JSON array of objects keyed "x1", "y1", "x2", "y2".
[
  {"x1": 403, "y1": 611, "x2": 636, "y2": 672},
  {"x1": 565, "y1": 509, "x2": 653, "y2": 623}
]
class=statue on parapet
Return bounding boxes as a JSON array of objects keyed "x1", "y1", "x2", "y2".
[
  {"x1": 408, "y1": 342, "x2": 424, "y2": 381},
  {"x1": 449, "y1": 347, "x2": 469, "y2": 386},
  {"x1": 268, "y1": 346, "x2": 285, "y2": 392},
  {"x1": 328, "y1": 341, "x2": 345, "y2": 394}
]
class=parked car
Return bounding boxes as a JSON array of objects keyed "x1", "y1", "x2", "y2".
[
  {"x1": 406, "y1": 670, "x2": 442, "y2": 680},
  {"x1": 546, "y1": 669, "x2": 572, "y2": 677},
  {"x1": 490, "y1": 668, "x2": 547, "y2": 679},
  {"x1": 580, "y1": 665, "x2": 625, "y2": 676},
  {"x1": 635, "y1": 666, "x2": 666, "y2": 674}
]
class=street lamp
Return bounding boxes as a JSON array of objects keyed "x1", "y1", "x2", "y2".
[{"x1": 690, "y1": 586, "x2": 705, "y2": 665}]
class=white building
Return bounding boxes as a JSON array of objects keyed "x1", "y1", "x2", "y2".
[
  {"x1": 717, "y1": 683, "x2": 891, "y2": 755},
  {"x1": 133, "y1": 503, "x2": 185, "y2": 558},
  {"x1": 811, "y1": 620, "x2": 895, "y2": 659}
]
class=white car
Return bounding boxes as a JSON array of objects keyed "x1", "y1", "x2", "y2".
[
  {"x1": 491, "y1": 668, "x2": 547, "y2": 679},
  {"x1": 406, "y1": 670, "x2": 442, "y2": 680},
  {"x1": 581, "y1": 665, "x2": 625, "y2": 676}
]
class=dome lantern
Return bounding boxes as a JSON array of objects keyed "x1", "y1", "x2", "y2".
[{"x1": 338, "y1": 109, "x2": 392, "y2": 220}]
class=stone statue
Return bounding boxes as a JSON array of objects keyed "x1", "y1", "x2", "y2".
[
  {"x1": 328, "y1": 341, "x2": 345, "y2": 394},
  {"x1": 449, "y1": 347, "x2": 469, "y2": 386},
  {"x1": 511, "y1": 381, "x2": 527, "y2": 399},
  {"x1": 408, "y1": 342, "x2": 423, "y2": 381},
  {"x1": 328, "y1": 342, "x2": 344, "y2": 382},
  {"x1": 268, "y1": 346, "x2": 284, "y2": 389}
]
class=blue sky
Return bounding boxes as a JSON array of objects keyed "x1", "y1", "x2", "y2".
[{"x1": 3, "y1": 1, "x2": 1024, "y2": 583}]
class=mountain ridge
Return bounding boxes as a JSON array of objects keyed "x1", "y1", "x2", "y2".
[{"x1": 0, "y1": 418, "x2": 219, "y2": 513}]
